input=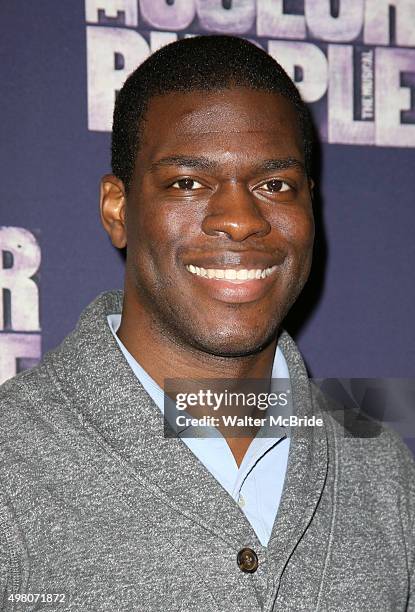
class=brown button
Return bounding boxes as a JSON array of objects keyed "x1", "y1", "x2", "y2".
[{"x1": 237, "y1": 547, "x2": 259, "y2": 573}]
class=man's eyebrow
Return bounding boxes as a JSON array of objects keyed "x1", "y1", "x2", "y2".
[
  {"x1": 147, "y1": 155, "x2": 305, "y2": 173},
  {"x1": 148, "y1": 156, "x2": 218, "y2": 172},
  {"x1": 255, "y1": 158, "x2": 305, "y2": 173}
]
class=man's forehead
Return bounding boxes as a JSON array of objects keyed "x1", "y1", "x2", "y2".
[
  {"x1": 144, "y1": 88, "x2": 301, "y2": 134},
  {"x1": 137, "y1": 88, "x2": 304, "y2": 169}
]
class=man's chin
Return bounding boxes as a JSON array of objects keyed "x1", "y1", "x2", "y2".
[{"x1": 183, "y1": 327, "x2": 279, "y2": 359}]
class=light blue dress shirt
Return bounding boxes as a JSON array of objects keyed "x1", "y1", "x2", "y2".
[{"x1": 107, "y1": 314, "x2": 290, "y2": 546}]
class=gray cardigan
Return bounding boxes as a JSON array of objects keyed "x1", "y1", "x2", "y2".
[{"x1": 0, "y1": 290, "x2": 414, "y2": 611}]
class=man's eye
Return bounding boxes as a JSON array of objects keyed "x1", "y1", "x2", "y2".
[
  {"x1": 259, "y1": 179, "x2": 290, "y2": 193},
  {"x1": 171, "y1": 178, "x2": 204, "y2": 190}
]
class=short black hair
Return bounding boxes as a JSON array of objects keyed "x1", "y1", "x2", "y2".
[{"x1": 111, "y1": 35, "x2": 313, "y2": 192}]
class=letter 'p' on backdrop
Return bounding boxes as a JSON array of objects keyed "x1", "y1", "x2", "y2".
[{"x1": 1, "y1": 3, "x2": 415, "y2": 397}]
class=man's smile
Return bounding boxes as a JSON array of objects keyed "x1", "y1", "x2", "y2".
[
  {"x1": 183, "y1": 261, "x2": 281, "y2": 303},
  {"x1": 185, "y1": 265, "x2": 278, "y2": 280}
]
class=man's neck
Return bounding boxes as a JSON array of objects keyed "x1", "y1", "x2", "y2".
[
  {"x1": 116, "y1": 308, "x2": 277, "y2": 387},
  {"x1": 116, "y1": 293, "x2": 279, "y2": 467}
]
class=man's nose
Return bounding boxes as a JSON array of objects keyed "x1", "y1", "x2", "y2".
[{"x1": 201, "y1": 183, "x2": 271, "y2": 241}]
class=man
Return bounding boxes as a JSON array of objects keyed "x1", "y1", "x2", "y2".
[{"x1": 0, "y1": 35, "x2": 414, "y2": 611}]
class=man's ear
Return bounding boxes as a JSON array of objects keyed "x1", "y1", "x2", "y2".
[{"x1": 100, "y1": 174, "x2": 127, "y2": 249}]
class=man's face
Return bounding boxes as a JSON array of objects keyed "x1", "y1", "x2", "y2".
[{"x1": 124, "y1": 87, "x2": 314, "y2": 356}]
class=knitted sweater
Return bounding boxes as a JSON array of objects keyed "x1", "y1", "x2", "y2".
[{"x1": 0, "y1": 290, "x2": 414, "y2": 611}]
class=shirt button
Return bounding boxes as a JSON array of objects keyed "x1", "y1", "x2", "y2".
[
  {"x1": 238, "y1": 494, "x2": 245, "y2": 508},
  {"x1": 237, "y1": 548, "x2": 259, "y2": 573}
]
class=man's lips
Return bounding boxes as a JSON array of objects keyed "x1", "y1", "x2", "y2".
[{"x1": 183, "y1": 263, "x2": 280, "y2": 303}]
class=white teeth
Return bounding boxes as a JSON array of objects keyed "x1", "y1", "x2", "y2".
[
  {"x1": 225, "y1": 269, "x2": 237, "y2": 280},
  {"x1": 186, "y1": 265, "x2": 277, "y2": 280}
]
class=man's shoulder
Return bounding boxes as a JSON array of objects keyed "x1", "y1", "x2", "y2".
[
  {"x1": 0, "y1": 289, "x2": 126, "y2": 454},
  {"x1": 315, "y1": 384, "x2": 415, "y2": 490},
  {"x1": 0, "y1": 355, "x2": 67, "y2": 441},
  {"x1": 0, "y1": 289, "x2": 123, "y2": 415},
  {"x1": 1, "y1": 354, "x2": 56, "y2": 401}
]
